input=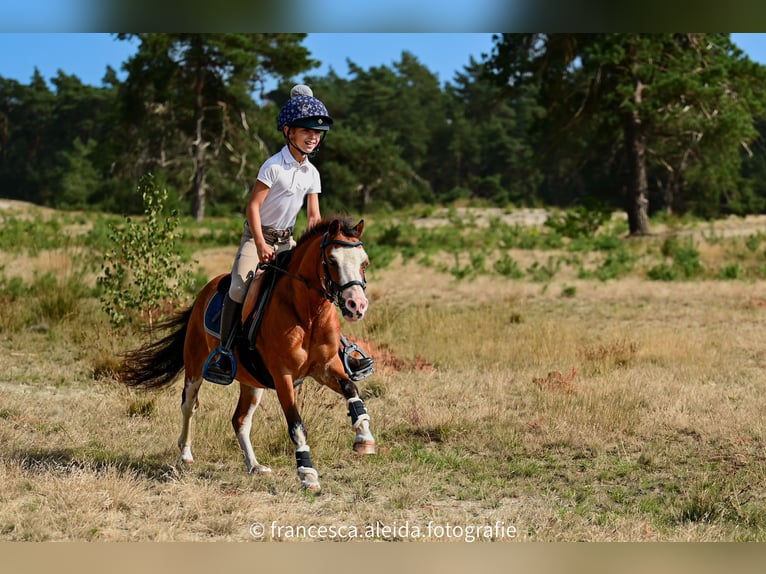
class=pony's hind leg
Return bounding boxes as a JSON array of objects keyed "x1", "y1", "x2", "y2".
[
  {"x1": 178, "y1": 374, "x2": 203, "y2": 464},
  {"x1": 232, "y1": 384, "x2": 272, "y2": 475}
]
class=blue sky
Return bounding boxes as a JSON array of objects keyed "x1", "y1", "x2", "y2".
[
  {"x1": 0, "y1": 34, "x2": 764, "y2": 90},
  {"x1": 0, "y1": 33, "x2": 497, "y2": 89}
]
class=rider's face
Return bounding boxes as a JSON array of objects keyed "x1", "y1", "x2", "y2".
[{"x1": 287, "y1": 127, "x2": 322, "y2": 153}]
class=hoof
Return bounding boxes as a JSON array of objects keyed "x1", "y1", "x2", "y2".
[
  {"x1": 249, "y1": 464, "x2": 272, "y2": 476},
  {"x1": 353, "y1": 440, "x2": 376, "y2": 455},
  {"x1": 298, "y1": 467, "x2": 321, "y2": 493},
  {"x1": 178, "y1": 447, "x2": 194, "y2": 465},
  {"x1": 303, "y1": 481, "x2": 321, "y2": 494}
]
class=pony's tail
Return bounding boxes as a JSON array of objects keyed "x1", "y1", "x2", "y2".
[{"x1": 119, "y1": 306, "x2": 193, "y2": 390}]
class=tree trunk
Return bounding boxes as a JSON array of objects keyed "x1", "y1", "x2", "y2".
[
  {"x1": 624, "y1": 79, "x2": 651, "y2": 236},
  {"x1": 191, "y1": 148, "x2": 206, "y2": 222},
  {"x1": 191, "y1": 40, "x2": 207, "y2": 223}
]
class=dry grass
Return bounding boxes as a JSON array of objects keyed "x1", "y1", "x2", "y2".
[{"x1": 3, "y1": 209, "x2": 766, "y2": 541}]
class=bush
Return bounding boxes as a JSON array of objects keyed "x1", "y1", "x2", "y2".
[
  {"x1": 493, "y1": 253, "x2": 525, "y2": 278},
  {"x1": 716, "y1": 264, "x2": 742, "y2": 280},
  {"x1": 98, "y1": 174, "x2": 193, "y2": 329},
  {"x1": 589, "y1": 246, "x2": 637, "y2": 281},
  {"x1": 663, "y1": 237, "x2": 704, "y2": 279},
  {"x1": 36, "y1": 275, "x2": 85, "y2": 323},
  {"x1": 544, "y1": 204, "x2": 611, "y2": 239},
  {"x1": 647, "y1": 263, "x2": 678, "y2": 281}
]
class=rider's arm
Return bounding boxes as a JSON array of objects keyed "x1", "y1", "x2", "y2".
[
  {"x1": 246, "y1": 181, "x2": 274, "y2": 263},
  {"x1": 306, "y1": 193, "x2": 321, "y2": 230}
]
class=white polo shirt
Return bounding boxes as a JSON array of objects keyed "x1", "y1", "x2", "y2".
[{"x1": 256, "y1": 146, "x2": 321, "y2": 229}]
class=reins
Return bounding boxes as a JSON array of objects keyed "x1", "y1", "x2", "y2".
[
  {"x1": 258, "y1": 261, "x2": 328, "y2": 300},
  {"x1": 259, "y1": 232, "x2": 366, "y2": 310}
]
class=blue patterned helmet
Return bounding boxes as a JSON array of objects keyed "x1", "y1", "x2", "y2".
[{"x1": 277, "y1": 85, "x2": 333, "y2": 132}]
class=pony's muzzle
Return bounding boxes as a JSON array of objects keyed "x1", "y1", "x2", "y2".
[{"x1": 341, "y1": 286, "x2": 368, "y2": 321}]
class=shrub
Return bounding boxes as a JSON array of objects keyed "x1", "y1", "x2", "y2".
[
  {"x1": 544, "y1": 204, "x2": 611, "y2": 239},
  {"x1": 716, "y1": 264, "x2": 742, "y2": 280},
  {"x1": 98, "y1": 174, "x2": 193, "y2": 329},
  {"x1": 526, "y1": 256, "x2": 561, "y2": 282},
  {"x1": 647, "y1": 263, "x2": 678, "y2": 281},
  {"x1": 589, "y1": 246, "x2": 637, "y2": 281},
  {"x1": 664, "y1": 238, "x2": 703, "y2": 279},
  {"x1": 493, "y1": 254, "x2": 525, "y2": 279}
]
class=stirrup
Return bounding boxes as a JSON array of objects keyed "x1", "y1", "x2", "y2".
[
  {"x1": 340, "y1": 336, "x2": 375, "y2": 382},
  {"x1": 203, "y1": 346, "x2": 237, "y2": 386}
]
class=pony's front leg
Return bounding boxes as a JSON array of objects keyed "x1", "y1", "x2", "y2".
[
  {"x1": 339, "y1": 379, "x2": 376, "y2": 455},
  {"x1": 232, "y1": 384, "x2": 271, "y2": 475},
  {"x1": 178, "y1": 374, "x2": 203, "y2": 464},
  {"x1": 276, "y1": 375, "x2": 321, "y2": 492}
]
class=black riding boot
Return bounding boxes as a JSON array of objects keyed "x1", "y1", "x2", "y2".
[
  {"x1": 203, "y1": 294, "x2": 243, "y2": 385},
  {"x1": 339, "y1": 335, "x2": 375, "y2": 381},
  {"x1": 346, "y1": 355, "x2": 375, "y2": 378}
]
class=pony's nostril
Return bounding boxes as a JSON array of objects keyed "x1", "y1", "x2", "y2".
[{"x1": 347, "y1": 300, "x2": 357, "y2": 310}]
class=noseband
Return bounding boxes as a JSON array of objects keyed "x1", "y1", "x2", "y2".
[
  {"x1": 320, "y1": 232, "x2": 367, "y2": 315},
  {"x1": 261, "y1": 232, "x2": 367, "y2": 315}
]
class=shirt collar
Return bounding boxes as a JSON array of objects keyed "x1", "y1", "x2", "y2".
[{"x1": 281, "y1": 146, "x2": 310, "y2": 170}]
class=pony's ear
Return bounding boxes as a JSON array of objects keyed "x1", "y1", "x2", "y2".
[
  {"x1": 354, "y1": 219, "x2": 364, "y2": 237},
  {"x1": 329, "y1": 219, "x2": 341, "y2": 236}
]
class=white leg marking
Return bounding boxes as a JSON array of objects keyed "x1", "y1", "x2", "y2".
[
  {"x1": 178, "y1": 376, "x2": 203, "y2": 464},
  {"x1": 236, "y1": 388, "x2": 271, "y2": 475}
]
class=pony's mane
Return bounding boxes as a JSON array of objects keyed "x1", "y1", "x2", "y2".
[{"x1": 295, "y1": 216, "x2": 360, "y2": 247}]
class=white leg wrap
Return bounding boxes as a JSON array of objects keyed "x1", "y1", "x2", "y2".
[
  {"x1": 347, "y1": 397, "x2": 370, "y2": 430},
  {"x1": 352, "y1": 413, "x2": 370, "y2": 430}
]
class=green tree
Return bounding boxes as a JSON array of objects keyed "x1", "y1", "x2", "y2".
[
  {"x1": 0, "y1": 70, "x2": 56, "y2": 204},
  {"x1": 307, "y1": 53, "x2": 445, "y2": 209},
  {"x1": 55, "y1": 137, "x2": 101, "y2": 209},
  {"x1": 0, "y1": 69, "x2": 124, "y2": 209},
  {"x1": 118, "y1": 33, "x2": 317, "y2": 221},
  {"x1": 99, "y1": 175, "x2": 191, "y2": 329},
  {"x1": 444, "y1": 58, "x2": 544, "y2": 205},
  {"x1": 486, "y1": 33, "x2": 766, "y2": 234}
]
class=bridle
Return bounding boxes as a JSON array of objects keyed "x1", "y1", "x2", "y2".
[
  {"x1": 260, "y1": 232, "x2": 367, "y2": 316},
  {"x1": 319, "y1": 232, "x2": 367, "y2": 316}
]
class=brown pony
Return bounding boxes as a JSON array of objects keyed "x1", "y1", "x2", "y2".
[{"x1": 119, "y1": 217, "x2": 375, "y2": 492}]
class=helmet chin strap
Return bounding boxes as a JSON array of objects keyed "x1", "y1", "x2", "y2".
[{"x1": 285, "y1": 129, "x2": 328, "y2": 159}]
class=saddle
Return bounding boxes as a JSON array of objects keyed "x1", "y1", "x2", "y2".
[
  {"x1": 204, "y1": 252, "x2": 293, "y2": 389},
  {"x1": 203, "y1": 248, "x2": 373, "y2": 385}
]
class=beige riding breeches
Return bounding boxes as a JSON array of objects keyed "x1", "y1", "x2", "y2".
[{"x1": 228, "y1": 223, "x2": 295, "y2": 303}]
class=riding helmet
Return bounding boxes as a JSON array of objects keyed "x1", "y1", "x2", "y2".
[{"x1": 277, "y1": 84, "x2": 333, "y2": 132}]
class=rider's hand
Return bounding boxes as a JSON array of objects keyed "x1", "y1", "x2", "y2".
[{"x1": 256, "y1": 241, "x2": 275, "y2": 264}]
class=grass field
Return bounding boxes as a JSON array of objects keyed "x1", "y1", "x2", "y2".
[{"x1": 2, "y1": 202, "x2": 766, "y2": 541}]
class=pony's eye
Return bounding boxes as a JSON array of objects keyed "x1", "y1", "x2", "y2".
[{"x1": 328, "y1": 256, "x2": 338, "y2": 267}]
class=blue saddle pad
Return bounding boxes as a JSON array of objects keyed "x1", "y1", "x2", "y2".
[{"x1": 203, "y1": 291, "x2": 224, "y2": 339}]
